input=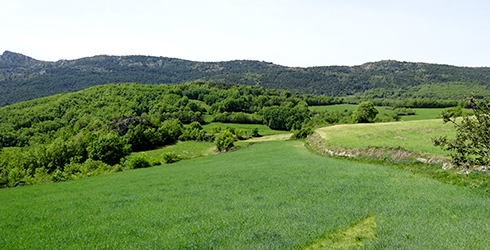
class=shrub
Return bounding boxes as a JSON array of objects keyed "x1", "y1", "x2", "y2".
[
  {"x1": 162, "y1": 152, "x2": 182, "y2": 164},
  {"x1": 251, "y1": 127, "x2": 260, "y2": 137},
  {"x1": 123, "y1": 154, "x2": 152, "y2": 169},
  {"x1": 292, "y1": 127, "x2": 314, "y2": 139},
  {"x1": 79, "y1": 160, "x2": 112, "y2": 176},
  {"x1": 88, "y1": 132, "x2": 131, "y2": 165},
  {"x1": 353, "y1": 101, "x2": 378, "y2": 123},
  {"x1": 210, "y1": 126, "x2": 222, "y2": 134},
  {"x1": 215, "y1": 130, "x2": 234, "y2": 152}
]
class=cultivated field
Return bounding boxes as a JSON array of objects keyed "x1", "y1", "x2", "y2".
[{"x1": 1, "y1": 141, "x2": 489, "y2": 249}]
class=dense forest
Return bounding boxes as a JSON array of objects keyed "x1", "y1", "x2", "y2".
[
  {"x1": 0, "y1": 82, "x2": 348, "y2": 187},
  {"x1": 2, "y1": 50, "x2": 490, "y2": 106}
]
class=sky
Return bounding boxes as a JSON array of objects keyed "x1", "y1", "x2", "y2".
[{"x1": 1, "y1": 0, "x2": 490, "y2": 67}]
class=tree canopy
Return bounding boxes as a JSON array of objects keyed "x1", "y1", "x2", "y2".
[{"x1": 353, "y1": 101, "x2": 379, "y2": 123}]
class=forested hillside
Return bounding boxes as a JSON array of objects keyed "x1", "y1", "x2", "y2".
[
  {"x1": 0, "y1": 82, "x2": 344, "y2": 187},
  {"x1": 2, "y1": 50, "x2": 490, "y2": 106}
]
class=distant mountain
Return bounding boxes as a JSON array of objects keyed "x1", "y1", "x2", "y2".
[{"x1": 1, "y1": 50, "x2": 490, "y2": 106}]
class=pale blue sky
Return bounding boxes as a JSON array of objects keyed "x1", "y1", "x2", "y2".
[{"x1": 1, "y1": 0, "x2": 489, "y2": 67}]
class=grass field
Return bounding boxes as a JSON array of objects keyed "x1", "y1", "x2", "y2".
[
  {"x1": 309, "y1": 104, "x2": 447, "y2": 122},
  {"x1": 202, "y1": 122, "x2": 288, "y2": 136},
  {"x1": 316, "y1": 119, "x2": 455, "y2": 156},
  {"x1": 132, "y1": 141, "x2": 216, "y2": 164},
  {"x1": 398, "y1": 108, "x2": 445, "y2": 121},
  {"x1": 1, "y1": 141, "x2": 489, "y2": 249}
]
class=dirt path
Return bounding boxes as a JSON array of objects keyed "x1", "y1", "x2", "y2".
[{"x1": 245, "y1": 133, "x2": 293, "y2": 142}]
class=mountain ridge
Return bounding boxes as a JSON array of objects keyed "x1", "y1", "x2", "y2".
[{"x1": 1, "y1": 50, "x2": 490, "y2": 106}]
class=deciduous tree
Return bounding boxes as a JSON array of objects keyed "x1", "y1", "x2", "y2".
[
  {"x1": 353, "y1": 101, "x2": 378, "y2": 123},
  {"x1": 433, "y1": 96, "x2": 489, "y2": 168}
]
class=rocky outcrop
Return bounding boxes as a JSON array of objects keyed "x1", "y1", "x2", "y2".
[
  {"x1": 108, "y1": 115, "x2": 144, "y2": 135},
  {"x1": 0, "y1": 51, "x2": 37, "y2": 64}
]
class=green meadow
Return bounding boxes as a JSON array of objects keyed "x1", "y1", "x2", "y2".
[
  {"x1": 202, "y1": 123, "x2": 289, "y2": 136},
  {"x1": 1, "y1": 141, "x2": 489, "y2": 249},
  {"x1": 398, "y1": 108, "x2": 446, "y2": 121},
  {"x1": 132, "y1": 141, "x2": 216, "y2": 163},
  {"x1": 309, "y1": 104, "x2": 447, "y2": 122},
  {"x1": 316, "y1": 119, "x2": 456, "y2": 156}
]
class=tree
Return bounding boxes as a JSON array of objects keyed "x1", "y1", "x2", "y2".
[
  {"x1": 261, "y1": 106, "x2": 310, "y2": 130},
  {"x1": 215, "y1": 130, "x2": 234, "y2": 152},
  {"x1": 433, "y1": 96, "x2": 490, "y2": 168},
  {"x1": 88, "y1": 132, "x2": 131, "y2": 165},
  {"x1": 353, "y1": 101, "x2": 378, "y2": 123}
]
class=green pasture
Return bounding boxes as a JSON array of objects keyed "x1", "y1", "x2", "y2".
[
  {"x1": 310, "y1": 104, "x2": 393, "y2": 117},
  {"x1": 1, "y1": 141, "x2": 489, "y2": 249},
  {"x1": 309, "y1": 104, "x2": 447, "y2": 121},
  {"x1": 131, "y1": 141, "x2": 216, "y2": 164},
  {"x1": 202, "y1": 122, "x2": 288, "y2": 136},
  {"x1": 316, "y1": 119, "x2": 456, "y2": 156},
  {"x1": 398, "y1": 108, "x2": 445, "y2": 121}
]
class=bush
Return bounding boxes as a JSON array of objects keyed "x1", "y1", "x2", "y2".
[
  {"x1": 88, "y1": 132, "x2": 132, "y2": 165},
  {"x1": 292, "y1": 127, "x2": 314, "y2": 139},
  {"x1": 251, "y1": 127, "x2": 260, "y2": 137},
  {"x1": 215, "y1": 130, "x2": 234, "y2": 152},
  {"x1": 162, "y1": 152, "x2": 182, "y2": 164},
  {"x1": 210, "y1": 126, "x2": 222, "y2": 134},
  {"x1": 123, "y1": 154, "x2": 152, "y2": 169},
  {"x1": 353, "y1": 101, "x2": 378, "y2": 123}
]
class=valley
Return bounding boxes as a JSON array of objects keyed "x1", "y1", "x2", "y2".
[{"x1": 0, "y1": 60, "x2": 489, "y2": 248}]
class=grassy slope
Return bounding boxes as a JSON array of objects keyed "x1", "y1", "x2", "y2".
[
  {"x1": 309, "y1": 104, "x2": 446, "y2": 121},
  {"x1": 132, "y1": 141, "x2": 216, "y2": 163},
  {"x1": 1, "y1": 141, "x2": 489, "y2": 249},
  {"x1": 316, "y1": 119, "x2": 455, "y2": 156}
]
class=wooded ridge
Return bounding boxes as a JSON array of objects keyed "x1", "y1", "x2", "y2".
[{"x1": 2, "y1": 50, "x2": 490, "y2": 106}]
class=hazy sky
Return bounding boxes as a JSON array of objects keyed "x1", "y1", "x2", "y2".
[{"x1": 1, "y1": 0, "x2": 489, "y2": 67}]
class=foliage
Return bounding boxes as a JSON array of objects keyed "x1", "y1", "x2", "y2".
[
  {"x1": 261, "y1": 105, "x2": 310, "y2": 130},
  {"x1": 251, "y1": 127, "x2": 260, "y2": 137},
  {"x1": 291, "y1": 127, "x2": 314, "y2": 139},
  {"x1": 88, "y1": 132, "x2": 131, "y2": 165},
  {"x1": 123, "y1": 153, "x2": 153, "y2": 169},
  {"x1": 212, "y1": 112, "x2": 263, "y2": 124},
  {"x1": 162, "y1": 152, "x2": 183, "y2": 164},
  {"x1": 179, "y1": 122, "x2": 210, "y2": 141},
  {"x1": 307, "y1": 109, "x2": 353, "y2": 127},
  {"x1": 0, "y1": 82, "x2": 327, "y2": 187},
  {"x1": 433, "y1": 96, "x2": 490, "y2": 168},
  {"x1": 353, "y1": 101, "x2": 379, "y2": 123},
  {"x1": 215, "y1": 130, "x2": 234, "y2": 152}
]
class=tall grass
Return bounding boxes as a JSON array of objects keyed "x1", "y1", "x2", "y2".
[{"x1": 1, "y1": 141, "x2": 489, "y2": 249}]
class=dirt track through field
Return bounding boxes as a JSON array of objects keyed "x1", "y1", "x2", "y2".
[{"x1": 246, "y1": 133, "x2": 293, "y2": 142}]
